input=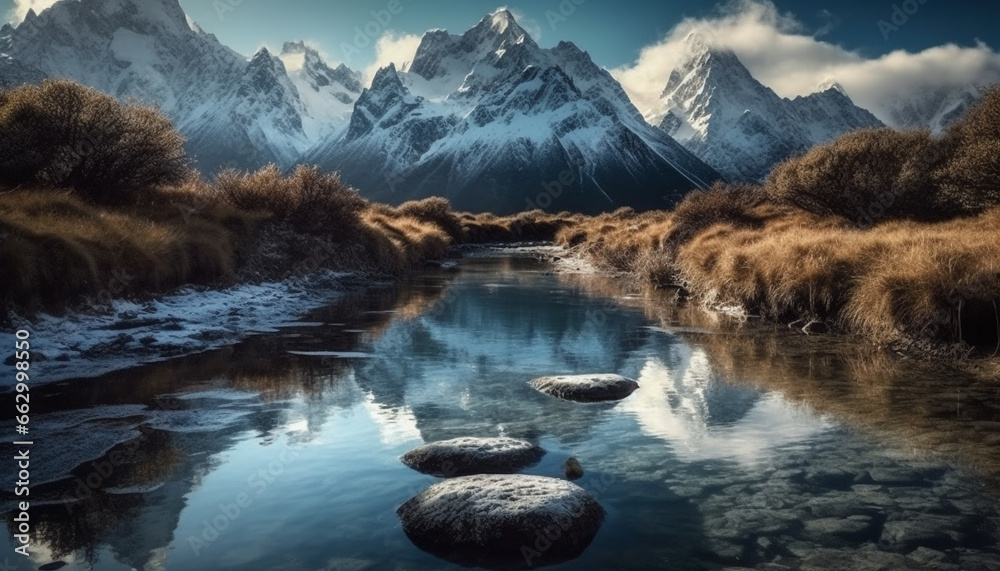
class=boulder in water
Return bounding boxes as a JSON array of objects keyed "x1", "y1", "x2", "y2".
[
  {"x1": 397, "y1": 474, "x2": 604, "y2": 568},
  {"x1": 401, "y1": 437, "x2": 545, "y2": 477},
  {"x1": 530, "y1": 374, "x2": 639, "y2": 402}
]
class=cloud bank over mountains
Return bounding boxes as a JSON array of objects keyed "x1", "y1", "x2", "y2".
[{"x1": 611, "y1": 0, "x2": 1000, "y2": 127}]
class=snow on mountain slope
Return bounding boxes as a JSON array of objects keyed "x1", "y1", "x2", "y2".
[
  {"x1": 0, "y1": 0, "x2": 359, "y2": 173},
  {"x1": 306, "y1": 9, "x2": 720, "y2": 215},
  {"x1": 657, "y1": 34, "x2": 883, "y2": 182},
  {"x1": 280, "y1": 41, "x2": 363, "y2": 141}
]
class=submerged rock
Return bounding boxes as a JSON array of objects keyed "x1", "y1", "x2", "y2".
[
  {"x1": 529, "y1": 374, "x2": 639, "y2": 402},
  {"x1": 397, "y1": 474, "x2": 604, "y2": 569},
  {"x1": 400, "y1": 437, "x2": 545, "y2": 477},
  {"x1": 564, "y1": 457, "x2": 584, "y2": 480}
]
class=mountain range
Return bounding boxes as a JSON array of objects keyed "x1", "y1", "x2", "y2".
[
  {"x1": 303, "y1": 11, "x2": 719, "y2": 213},
  {"x1": 0, "y1": 0, "x2": 981, "y2": 212}
]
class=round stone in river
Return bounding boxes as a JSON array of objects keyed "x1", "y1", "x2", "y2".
[
  {"x1": 530, "y1": 374, "x2": 639, "y2": 402},
  {"x1": 397, "y1": 474, "x2": 604, "y2": 569},
  {"x1": 400, "y1": 437, "x2": 545, "y2": 477}
]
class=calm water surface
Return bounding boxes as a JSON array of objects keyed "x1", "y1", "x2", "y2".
[{"x1": 3, "y1": 251, "x2": 1000, "y2": 570}]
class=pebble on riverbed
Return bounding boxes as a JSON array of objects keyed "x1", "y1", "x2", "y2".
[
  {"x1": 530, "y1": 374, "x2": 639, "y2": 402},
  {"x1": 397, "y1": 474, "x2": 604, "y2": 568},
  {"x1": 400, "y1": 437, "x2": 545, "y2": 477}
]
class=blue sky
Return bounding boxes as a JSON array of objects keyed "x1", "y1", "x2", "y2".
[
  {"x1": 172, "y1": 0, "x2": 996, "y2": 67},
  {"x1": 3, "y1": 0, "x2": 997, "y2": 69}
]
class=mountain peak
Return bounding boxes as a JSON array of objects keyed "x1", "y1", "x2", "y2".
[
  {"x1": 817, "y1": 79, "x2": 847, "y2": 96},
  {"x1": 659, "y1": 34, "x2": 883, "y2": 181},
  {"x1": 470, "y1": 8, "x2": 534, "y2": 45},
  {"x1": 371, "y1": 63, "x2": 403, "y2": 91},
  {"x1": 281, "y1": 40, "x2": 309, "y2": 55},
  {"x1": 683, "y1": 32, "x2": 715, "y2": 55},
  {"x1": 489, "y1": 8, "x2": 517, "y2": 32}
]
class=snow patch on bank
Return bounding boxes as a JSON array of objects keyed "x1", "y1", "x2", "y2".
[{"x1": 2, "y1": 271, "x2": 358, "y2": 386}]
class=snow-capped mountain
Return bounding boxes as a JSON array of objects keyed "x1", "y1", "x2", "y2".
[
  {"x1": 305, "y1": 10, "x2": 720, "y2": 214},
  {"x1": 656, "y1": 34, "x2": 883, "y2": 182},
  {"x1": 0, "y1": 0, "x2": 359, "y2": 173}
]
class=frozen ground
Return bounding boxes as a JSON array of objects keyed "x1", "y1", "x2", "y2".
[{"x1": 1, "y1": 271, "x2": 362, "y2": 386}]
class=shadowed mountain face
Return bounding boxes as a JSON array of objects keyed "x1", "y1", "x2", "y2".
[{"x1": 305, "y1": 10, "x2": 720, "y2": 214}]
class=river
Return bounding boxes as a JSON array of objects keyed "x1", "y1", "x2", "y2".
[{"x1": 2, "y1": 249, "x2": 1000, "y2": 570}]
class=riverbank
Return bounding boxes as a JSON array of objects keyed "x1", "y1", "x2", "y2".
[
  {"x1": 0, "y1": 270, "x2": 365, "y2": 385},
  {"x1": 543, "y1": 89, "x2": 1000, "y2": 359}
]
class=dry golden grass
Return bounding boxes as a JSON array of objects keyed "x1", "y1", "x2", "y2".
[
  {"x1": 460, "y1": 209, "x2": 583, "y2": 243},
  {"x1": 395, "y1": 197, "x2": 466, "y2": 242},
  {"x1": 360, "y1": 209, "x2": 452, "y2": 273},
  {"x1": 213, "y1": 164, "x2": 366, "y2": 238},
  {"x1": 564, "y1": 190, "x2": 1000, "y2": 350},
  {"x1": 0, "y1": 187, "x2": 250, "y2": 310}
]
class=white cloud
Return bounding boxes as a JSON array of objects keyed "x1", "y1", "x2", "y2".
[
  {"x1": 611, "y1": 0, "x2": 1000, "y2": 126},
  {"x1": 363, "y1": 31, "x2": 422, "y2": 85},
  {"x1": 6, "y1": 0, "x2": 60, "y2": 23}
]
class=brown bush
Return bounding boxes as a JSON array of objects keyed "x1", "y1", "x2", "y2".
[
  {"x1": 213, "y1": 164, "x2": 367, "y2": 237},
  {"x1": 766, "y1": 128, "x2": 946, "y2": 224},
  {"x1": 0, "y1": 80, "x2": 189, "y2": 202},
  {"x1": 933, "y1": 87, "x2": 1000, "y2": 212}
]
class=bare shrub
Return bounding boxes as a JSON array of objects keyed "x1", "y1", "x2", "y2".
[
  {"x1": 0, "y1": 79, "x2": 188, "y2": 202},
  {"x1": 766, "y1": 128, "x2": 944, "y2": 224},
  {"x1": 933, "y1": 87, "x2": 1000, "y2": 213},
  {"x1": 214, "y1": 164, "x2": 366, "y2": 237}
]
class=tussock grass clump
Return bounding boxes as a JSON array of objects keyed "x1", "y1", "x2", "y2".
[
  {"x1": 0, "y1": 80, "x2": 188, "y2": 203},
  {"x1": 460, "y1": 209, "x2": 582, "y2": 243},
  {"x1": 360, "y1": 210, "x2": 452, "y2": 274},
  {"x1": 665, "y1": 182, "x2": 772, "y2": 250},
  {"x1": 395, "y1": 197, "x2": 466, "y2": 242}
]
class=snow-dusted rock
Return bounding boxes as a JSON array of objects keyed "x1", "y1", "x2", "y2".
[
  {"x1": 397, "y1": 474, "x2": 604, "y2": 568},
  {"x1": 400, "y1": 437, "x2": 545, "y2": 477},
  {"x1": 530, "y1": 374, "x2": 639, "y2": 402}
]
